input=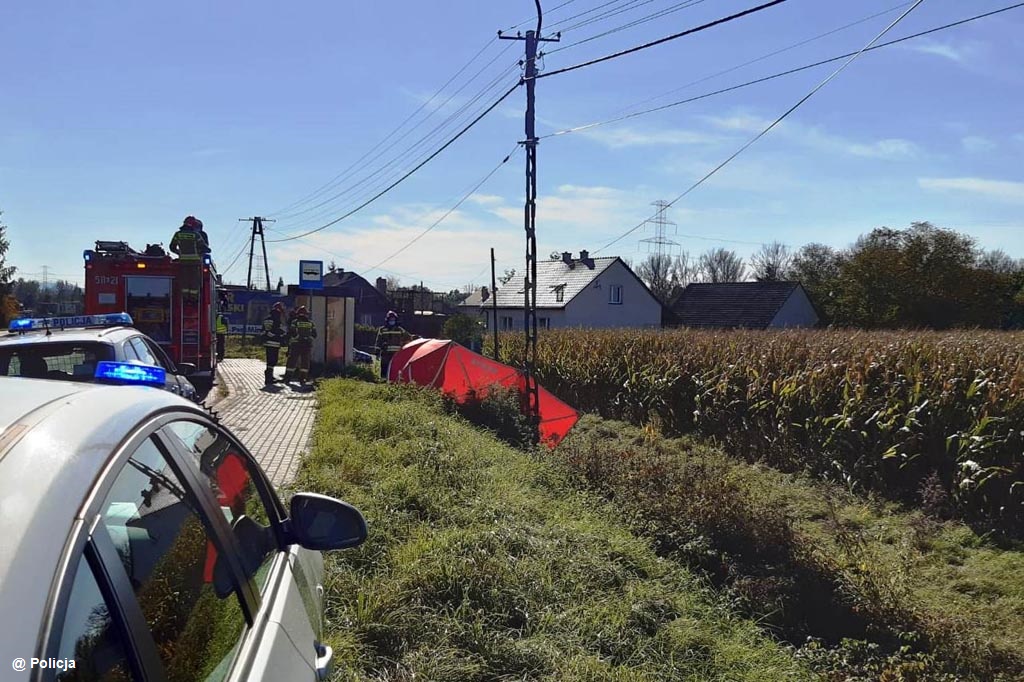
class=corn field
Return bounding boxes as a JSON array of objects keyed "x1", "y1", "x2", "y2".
[{"x1": 496, "y1": 329, "x2": 1024, "y2": 525}]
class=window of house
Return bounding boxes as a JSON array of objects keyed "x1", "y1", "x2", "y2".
[
  {"x1": 360, "y1": 314, "x2": 374, "y2": 326},
  {"x1": 500, "y1": 316, "x2": 514, "y2": 331},
  {"x1": 554, "y1": 285, "x2": 565, "y2": 303},
  {"x1": 609, "y1": 285, "x2": 623, "y2": 305},
  {"x1": 538, "y1": 317, "x2": 550, "y2": 329}
]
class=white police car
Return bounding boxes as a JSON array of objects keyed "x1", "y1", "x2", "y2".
[
  {"x1": 0, "y1": 374, "x2": 367, "y2": 681},
  {"x1": 1, "y1": 313, "x2": 199, "y2": 401}
]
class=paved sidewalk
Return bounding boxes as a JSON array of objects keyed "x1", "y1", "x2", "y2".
[{"x1": 209, "y1": 359, "x2": 317, "y2": 487}]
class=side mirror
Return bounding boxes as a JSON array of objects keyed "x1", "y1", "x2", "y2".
[
  {"x1": 176, "y1": 362, "x2": 197, "y2": 376},
  {"x1": 289, "y1": 493, "x2": 367, "y2": 551}
]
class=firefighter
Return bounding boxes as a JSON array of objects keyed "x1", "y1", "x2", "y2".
[
  {"x1": 169, "y1": 216, "x2": 210, "y2": 299},
  {"x1": 375, "y1": 310, "x2": 411, "y2": 380},
  {"x1": 282, "y1": 305, "x2": 299, "y2": 382},
  {"x1": 289, "y1": 306, "x2": 317, "y2": 385},
  {"x1": 215, "y1": 311, "x2": 229, "y2": 361},
  {"x1": 260, "y1": 302, "x2": 287, "y2": 386}
]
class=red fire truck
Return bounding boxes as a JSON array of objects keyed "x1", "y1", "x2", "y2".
[{"x1": 83, "y1": 240, "x2": 219, "y2": 387}]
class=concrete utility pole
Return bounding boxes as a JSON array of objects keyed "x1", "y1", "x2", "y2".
[
  {"x1": 239, "y1": 216, "x2": 275, "y2": 291},
  {"x1": 491, "y1": 247, "x2": 499, "y2": 360},
  {"x1": 499, "y1": 1, "x2": 559, "y2": 445}
]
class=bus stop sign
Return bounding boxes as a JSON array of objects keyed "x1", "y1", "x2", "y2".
[{"x1": 299, "y1": 260, "x2": 324, "y2": 289}]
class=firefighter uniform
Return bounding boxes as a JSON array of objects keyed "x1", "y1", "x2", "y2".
[
  {"x1": 215, "y1": 313, "x2": 229, "y2": 361},
  {"x1": 170, "y1": 217, "x2": 210, "y2": 299},
  {"x1": 282, "y1": 309, "x2": 299, "y2": 382},
  {"x1": 261, "y1": 306, "x2": 287, "y2": 386},
  {"x1": 289, "y1": 309, "x2": 317, "y2": 384},
  {"x1": 376, "y1": 313, "x2": 412, "y2": 380}
]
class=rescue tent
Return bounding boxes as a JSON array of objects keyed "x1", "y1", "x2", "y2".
[{"x1": 387, "y1": 338, "x2": 578, "y2": 447}]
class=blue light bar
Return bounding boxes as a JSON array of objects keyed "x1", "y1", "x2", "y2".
[
  {"x1": 8, "y1": 312, "x2": 134, "y2": 332},
  {"x1": 94, "y1": 361, "x2": 166, "y2": 386}
]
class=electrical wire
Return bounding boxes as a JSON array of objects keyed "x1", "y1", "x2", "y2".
[
  {"x1": 546, "y1": 1, "x2": 1024, "y2": 142},
  {"x1": 273, "y1": 45, "x2": 519, "y2": 221},
  {"x1": 593, "y1": 0, "x2": 928, "y2": 254},
  {"x1": 553, "y1": 0, "x2": 708, "y2": 46},
  {"x1": 269, "y1": 81, "x2": 523, "y2": 243},
  {"x1": 267, "y1": 37, "x2": 504, "y2": 218},
  {"x1": 273, "y1": 66, "x2": 521, "y2": 230},
  {"x1": 364, "y1": 145, "x2": 521, "y2": 274},
  {"x1": 508, "y1": 0, "x2": 580, "y2": 31},
  {"x1": 556, "y1": 0, "x2": 659, "y2": 33},
  {"x1": 536, "y1": 0, "x2": 790, "y2": 80}
]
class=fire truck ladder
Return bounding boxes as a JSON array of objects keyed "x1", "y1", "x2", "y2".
[{"x1": 179, "y1": 259, "x2": 205, "y2": 367}]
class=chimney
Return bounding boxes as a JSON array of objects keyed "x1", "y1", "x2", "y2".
[
  {"x1": 562, "y1": 251, "x2": 574, "y2": 268},
  {"x1": 481, "y1": 286, "x2": 489, "y2": 302},
  {"x1": 579, "y1": 249, "x2": 594, "y2": 269},
  {"x1": 376, "y1": 277, "x2": 387, "y2": 295}
]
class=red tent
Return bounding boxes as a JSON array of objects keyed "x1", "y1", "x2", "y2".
[{"x1": 388, "y1": 339, "x2": 578, "y2": 447}]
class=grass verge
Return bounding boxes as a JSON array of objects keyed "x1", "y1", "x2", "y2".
[
  {"x1": 559, "y1": 415, "x2": 1024, "y2": 681},
  {"x1": 295, "y1": 379, "x2": 812, "y2": 681}
]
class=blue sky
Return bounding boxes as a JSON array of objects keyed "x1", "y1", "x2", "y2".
[{"x1": 2, "y1": 0, "x2": 1022, "y2": 291}]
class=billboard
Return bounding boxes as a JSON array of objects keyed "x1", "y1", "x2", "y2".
[{"x1": 219, "y1": 289, "x2": 294, "y2": 336}]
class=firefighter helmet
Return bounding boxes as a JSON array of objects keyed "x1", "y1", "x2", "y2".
[
  {"x1": 272, "y1": 302, "x2": 285, "y2": 313},
  {"x1": 296, "y1": 306, "x2": 309, "y2": 317}
]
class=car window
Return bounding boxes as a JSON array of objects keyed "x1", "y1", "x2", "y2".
[
  {"x1": 143, "y1": 338, "x2": 176, "y2": 372},
  {"x1": 120, "y1": 341, "x2": 140, "y2": 362},
  {"x1": 0, "y1": 343, "x2": 113, "y2": 381},
  {"x1": 128, "y1": 338, "x2": 159, "y2": 367},
  {"x1": 54, "y1": 557, "x2": 133, "y2": 681},
  {"x1": 98, "y1": 437, "x2": 245, "y2": 681},
  {"x1": 164, "y1": 422, "x2": 278, "y2": 594}
]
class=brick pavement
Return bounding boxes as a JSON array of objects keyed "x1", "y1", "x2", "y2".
[{"x1": 209, "y1": 359, "x2": 317, "y2": 487}]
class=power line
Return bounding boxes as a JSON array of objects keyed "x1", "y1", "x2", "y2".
[
  {"x1": 273, "y1": 46, "x2": 520, "y2": 221},
  {"x1": 267, "y1": 37, "x2": 505, "y2": 218},
  {"x1": 536, "y1": 0, "x2": 791, "y2": 80},
  {"x1": 364, "y1": 145, "x2": 521, "y2": 274},
  {"x1": 549, "y1": 0, "x2": 709, "y2": 52},
  {"x1": 509, "y1": 0, "x2": 579, "y2": 30},
  {"x1": 273, "y1": 67, "x2": 521, "y2": 230},
  {"x1": 594, "y1": 0, "x2": 928, "y2": 255},
  {"x1": 268, "y1": 81, "x2": 523, "y2": 243},
  {"x1": 545, "y1": 1, "x2": 1023, "y2": 141},
  {"x1": 556, "y1": 0, "x2": 659, "y2": 33}
]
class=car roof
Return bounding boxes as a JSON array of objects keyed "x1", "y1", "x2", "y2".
[
  {"x1": 0, "y1": 378, "x2": 206, "y2": 663},
  {"x1": 0, "y1": 325, "x2": 137, "y2": 348}
]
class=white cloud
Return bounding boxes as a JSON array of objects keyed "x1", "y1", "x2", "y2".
[
  {"x1": 1013, "y1": 133, "x2": 1024, "y2": 145},
  {"x1": 468, "y1": 193, "x2": 504, "y2": 207},
  {"x1": 919, "y1": 177, "x2": 1024, "y2": 203},
  {"x1": 962, "y1": 136, "x2": 996, "y2": 153},
  {"x1": 704, "y1": 112, "x2": 917, "y2": 159},
  {"x1": 577, "y1": 125, "x2": 727, "y2": 149},
  {"x1": 907, "y1": 41, "x2": 969, "y2": 63}
]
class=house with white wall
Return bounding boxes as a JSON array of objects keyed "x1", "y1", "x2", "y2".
[{"x1": 460, "y1": 250, "x2": 662, "y2": 330}]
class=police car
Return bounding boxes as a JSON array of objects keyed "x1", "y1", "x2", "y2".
[
  {"x1": 1, "y1": 313, "x2": 200, "y2": 401},
  {"x1": 0, "y1": 375, "x2": 367, "y2": 681}
]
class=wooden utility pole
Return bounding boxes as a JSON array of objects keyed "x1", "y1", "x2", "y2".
[{"x1": 491, "y1": 247, "x2": 499, "y2": 360}]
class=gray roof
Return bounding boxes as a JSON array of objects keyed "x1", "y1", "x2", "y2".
[
  {"x1": 670, "y1": 282, "x2": 804, "y2": 329},
  {"x1": 463, "y1": 257, "x2": 619, "y2": 310}
]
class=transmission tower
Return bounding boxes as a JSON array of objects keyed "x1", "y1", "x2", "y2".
[
  {"x1": 238, "y1": 216, "x2": 274, "y2": 291},
  {"x1": 639, "y1": 200, "x2": 679, "y2": 257}
]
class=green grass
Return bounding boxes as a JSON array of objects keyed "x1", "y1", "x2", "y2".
[
  {"x1": 560, "y1": 415, "x2": 1024, "y2": 681},
  {"x1": 294, "y1": 380, "x2": 812, "y2": 681},
  {"x1": 223, "y1": 336, "x2": 289, "y2": 363}
]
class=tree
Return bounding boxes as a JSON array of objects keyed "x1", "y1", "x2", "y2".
[
  {"x1": 0, "y1": 212, "x2": 14, "y2": 295},
  {"x1": 697, "y1": 248, "x2": 745, "y2": 283},
  {"x1": 499, "y1": 268, "x2": 516, "y2": 286},
  {"x1": 636, "y1": 253, "x2": 675, "y2": 303},
  {"x1": 0, "y1": 215, "x2": 17, "y2": 326},
  {"x1": 443, "y1": 313, "x2": 483, "y2": 347},
  {"x1": 786, "y1": 243, "x2": 845, "y2": 323},
  {"x1": 977, "y1": 249, "x2": 1022, "y2": 276},
  {"x1": 749, "y1": 241, "x2": 792, "y2": 282},
  {"x1": 386, "y1": 275, "x2": 401, "y2": 292}
]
